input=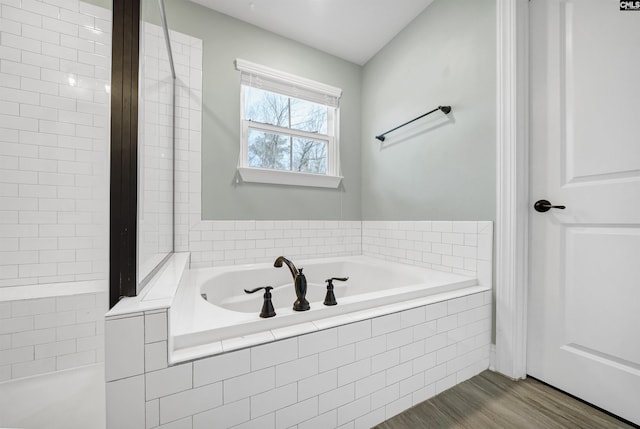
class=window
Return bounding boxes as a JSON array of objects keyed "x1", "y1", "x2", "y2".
[{"x1": 236, "y1": 59, "x2": 343, "y2": 188}]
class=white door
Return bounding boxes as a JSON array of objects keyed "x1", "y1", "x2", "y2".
[{"x1": 527, "y1": 0, "x2": 640, "y2": 424}]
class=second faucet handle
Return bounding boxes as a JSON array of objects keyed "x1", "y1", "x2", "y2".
[{"x1": 324, "y1": 277, "x2": 348, "y2": 306}]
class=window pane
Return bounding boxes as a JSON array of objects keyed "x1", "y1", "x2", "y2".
[
  {"x1": 293, "y1": 138, "x2": 327, "y2": 174},
  {"x1": 244, "y1": 86, "x2": 329, "y2": 135},
  {"x1": 290, "y1": 99, "x2": 328, "y2": 134},
  {"x1": 248, "y1": 128, "x2": 291, "y2": 171},
  {"x1": 244, "y1": 86, "x2": 290, "y2": 127}
]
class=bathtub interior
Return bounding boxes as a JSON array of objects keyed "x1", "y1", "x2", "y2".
[{"x1": 201, "y1": 257, "x2": 466, "y2": 314}]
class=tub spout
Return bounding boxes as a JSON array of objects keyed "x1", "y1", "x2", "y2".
[
  {"x1": 274, "y1": 256, "x2": 298, "y2": 278},
  {"x1": 274, "y1": 256, "x2": 310, "y2": 311}
]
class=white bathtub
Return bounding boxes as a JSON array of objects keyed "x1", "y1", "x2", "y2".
[{"x1": 170, "y1": 255, "x2": 480, "y2": 361}]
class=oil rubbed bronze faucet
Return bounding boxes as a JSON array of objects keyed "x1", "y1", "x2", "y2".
[{"x1": 274, "y1": 256, "x2": 309, "y2": 311}]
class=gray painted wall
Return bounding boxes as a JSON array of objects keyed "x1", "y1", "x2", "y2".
[
  {"x1": 163, "y1": 0, "x2": 495, "y2": 222},
  {"x1": 164, "y1": 2, "x2": 362, "y2": 220},
  {"x1": 361, "y1": 0, "x2": 496, "y2": 221}
]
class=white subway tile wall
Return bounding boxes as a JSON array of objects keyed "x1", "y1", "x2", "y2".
[
  {"x1": 0, "y1": 0, "x2": 110, "y2": 382},
  {"x1": 0, "y1": 290, "x2": 107, "y2": 382},
  {"x1": 0, "y1": 0, "x2": 111, "y2": 287},
  {"x1": 362, "y1": 221, "x2": 493, "y2": 278},
  {"x1": 184, "y1": 220, "x2": 493, "y2": 287},
  {"x1": 188, "y1": 221, "x2": 362, "y2": 269},
  {"x1": 106, "y1": 290, "x2": 491, "y2": 429}
]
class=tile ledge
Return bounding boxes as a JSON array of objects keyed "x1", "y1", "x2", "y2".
[
  {"x1": 0, "y1": 280, "x2": 106, "y2": 302},
  {"x1": 105, "y1": 253, "x2": 189, "y2": 319},
  {"x1": 168, "y1": 284, "x2": 490, "y2": 365}
]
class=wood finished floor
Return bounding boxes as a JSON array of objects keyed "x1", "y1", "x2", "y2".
[{"x1": 374, "y1": 370, "x2": 636, "y2": 429}]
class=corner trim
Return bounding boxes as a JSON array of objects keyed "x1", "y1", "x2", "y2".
[
  {"x1": 489, "y1": 343, "x2": 497, "y2": 371},
  {"x1": 495, "y1": 0, "x2": 529, "y2": 379}
]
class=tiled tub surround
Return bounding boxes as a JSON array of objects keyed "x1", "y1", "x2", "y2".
[
  {"x1": 187, "y1": 221, "x2": 362, "y2": 269},
  {"x1": 185, "y1": 220, "x2": 491, "y2": 278},
  {"x1": 0, "y1": 0, "x2": 112, "y2": 287},
  {"x1": 362, "y1": 220, "x2": 493, "y2": 286},
  {"x1": 0, "y1": 284, "x2": 107, "y2": 382},
  {"x1": 106, "y1": 288, "x2": 491, "y2": 429}
]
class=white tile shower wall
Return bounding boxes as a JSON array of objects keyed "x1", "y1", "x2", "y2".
[
  {"x1": 0, "y1": 0, "x2": 111, "y2": 287},
  {"x1": 0, "y1": 291, "x2": 107, "y2": 382},
  {"x1": 362, "y1": 221, "x2": 493, "y2": 287},
  {"x1": 105, "y1": 290, "x2": 491, "y2": 429}
]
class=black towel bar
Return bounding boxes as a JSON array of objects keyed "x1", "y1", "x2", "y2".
[{"x1": 375, "y1": 105, "x2": 452, "y2": 142}]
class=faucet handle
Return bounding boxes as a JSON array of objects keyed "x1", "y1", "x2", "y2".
[
  {"x1": 244, "y1": 286, "x2": 276, "y2": 318},
  {"x1": 244, "y1": 286, "x2": 273, "y2": 294},
  {"x1": 324, "y1": 277, "x2": 348, "y2": 306}
]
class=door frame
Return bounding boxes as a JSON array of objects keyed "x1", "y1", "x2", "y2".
[{"x1": 495, "y1": 0, "x2": 530, "y2": 379}]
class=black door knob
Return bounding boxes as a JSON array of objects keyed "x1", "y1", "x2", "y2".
[{"x1": 534, "y1": 199, "x2": 566, "y2": 213}]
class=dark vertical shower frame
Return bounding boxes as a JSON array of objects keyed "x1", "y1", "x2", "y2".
[{"x1": 110, "y1": 0, "x2": 140, "y2": 308}]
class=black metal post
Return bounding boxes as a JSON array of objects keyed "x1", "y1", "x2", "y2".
[{"x1": 110, "y1": 0, "x2": 140, "y2": 308}]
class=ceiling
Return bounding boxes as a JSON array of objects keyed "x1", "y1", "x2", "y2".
[{"x1": 191, "y1": 0, "x2": 435, "y2": 65}]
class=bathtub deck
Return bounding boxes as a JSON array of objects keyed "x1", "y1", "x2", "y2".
[{"x1": 375, "y1": 370, "x2": 635, "y2": 429}]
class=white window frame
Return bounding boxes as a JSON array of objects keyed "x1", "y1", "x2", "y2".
[{"x1": 235, "y1": 59, "x2": 343, "y2": 188}]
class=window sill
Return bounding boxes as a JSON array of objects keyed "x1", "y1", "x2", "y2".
[{"x1": 237, "y1": 167, "x2": 342, "y2": 189}]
